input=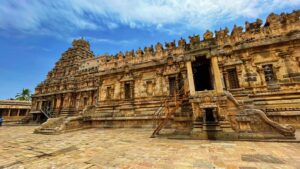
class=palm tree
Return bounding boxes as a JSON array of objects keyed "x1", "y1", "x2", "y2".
[{"x1": 15, "y1": 88, "x2": 31, "y2": 101}]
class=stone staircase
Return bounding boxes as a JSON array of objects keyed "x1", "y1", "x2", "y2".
[
  {"x1": 87, "y1": 99, "x2": 165, "y2": 119},
  {"x1": 151, "y1": 86, "x2": 186, "y2": 138},
  {"x1": 193, "y1": 121, "x2": 203, "y2": 130},
  {"x1": 34, "y1": 117, "x2": 65, "y2": 134},
  {"x1": 40, "y1": 108, "x2": 56, "y2": 118},
  {"x1": 228, "y1": 88, "x2": 252, "y2": 100},
  {"x1": 202, "y1": 123, "x2": 222, "y2": 131},
  {"x1": 18, "y1": 114, "x2": 32, "y2": 124},
  {"x1": 60, "y1": 108, "x2": 76, "y2": 117}
]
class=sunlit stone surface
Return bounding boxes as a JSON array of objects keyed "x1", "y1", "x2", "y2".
[{"x1": 1, "y1": 126, "x2": 300, "y2": 169}]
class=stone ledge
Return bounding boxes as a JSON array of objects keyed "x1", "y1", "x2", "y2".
[{"x1": 88, "y1": 116, "x2": 169, "y2": 121}]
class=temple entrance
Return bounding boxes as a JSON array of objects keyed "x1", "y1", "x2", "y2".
[
  {"x1": 192, "y1": 57, "x2": 213, "y2": 91},
  {"x1": 204, "y1": 108, "x2": 216, "y2": 123}
]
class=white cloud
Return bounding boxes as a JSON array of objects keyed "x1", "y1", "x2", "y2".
[
  {"x1": 71, "y1": 36, "x2": 137, "y2": 45},
  {"x1": 107, "y1": 22, "x2": 119, "y2": 29},
  {"x1": 0, "y1": 0, "x2": 299, "y2": 36}
]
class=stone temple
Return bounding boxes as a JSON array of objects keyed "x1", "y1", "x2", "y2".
[{"x1": 29, "y1": 11, "x2": 300, "y2": 140}]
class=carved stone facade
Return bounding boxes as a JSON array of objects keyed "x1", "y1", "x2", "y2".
[{"x1": 32, "y1": 10, "x2": 300, "y2": 140}]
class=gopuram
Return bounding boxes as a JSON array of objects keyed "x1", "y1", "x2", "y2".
[{"x1": 30, "y1": 11, "x2": 300, "y2": 140}]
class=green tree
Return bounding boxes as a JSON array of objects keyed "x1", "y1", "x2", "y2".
[{"x1": 15, "y1": 88, "x2": 31, "y2": 101}]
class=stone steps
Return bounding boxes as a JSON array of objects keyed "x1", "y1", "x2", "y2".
[
  {"x1": 193, "y1": 122, "x2": 203, "y2": 128},
  {"x1": 37, "y1": 128, "x2": 60, "y2": 135},
  {"x1": 202, "y1": 123, "x2": 222, "y2": 131}
]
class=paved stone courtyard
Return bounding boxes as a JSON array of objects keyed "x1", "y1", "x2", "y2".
[{"x1": 1, "y1": 126, "x2": 300, "y2": 169}]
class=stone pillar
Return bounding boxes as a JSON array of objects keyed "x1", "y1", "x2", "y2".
[
  {"x1": 91, "y1": 91, "x2": 95, "y2": 105},
  {"x1": 17, "y1": 109, "x2": 20, "y2": 116},
  {"x1": 98, "y1": 80, "x2": 102, "y2": 102},
  {"x1": 223, "y1": 71, "x2": 229, "y2": 90},
  {"x1": 186, "y1": 61, "x2": 196, "y2": 95},
  {"x1": 181, "y1": 71, "x2": 189, "y2": 95},
  {"x1": 8, "y1": 109, "x2": 11, "y2": 117},
  {"x1": 211, "y1": 56, "x2": 224, "y2": 94}
]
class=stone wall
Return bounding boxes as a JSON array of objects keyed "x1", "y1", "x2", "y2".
[{"x1": 31, "y1": 10, "x2": 300, "y2": 139}]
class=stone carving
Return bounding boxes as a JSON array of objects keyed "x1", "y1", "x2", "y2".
[
  {"x1": 231, "y1": 25, "x2": 243, "y2": 42},
  {"x1": 233, "y1": 109, "x2": 295, "y2": 137},
  {"x1": 245, "y1": 19, "x2": 263, "y2": 32},
  {"x1": 117, "y1": 52, "x2": 124, "y2": 60},
  {"x1": 281, "y1": 10, "x2": 300, "y2": 24},
  {"x1": 163, "y1": 63, "x2": 180, "y2": 76},
  {"x1": 155, "y1": 42, "x2": 163, "y2": 52},
  {"x1": 144, "y1": 46, "x2": 154, "y2": 57},
  {"x1": 223, "y1": 91, "x2": 242, "y2": 107},
  {"x1": 203, "y1": 30, "x2": 213, "y2": 40},
  {"x1": 189, "y1": 35, "x2": 200, "y2": 48},
  {"x1": 125, "y1": 50, "x2": 134, "y2": 59},
  {"x1": 165, "y1": 41, "x2": 176, "y2": 50},
  {"x1": 276, "y1": 48, "x2": 299, "y2": 75},
  {"x1": 178, "y1": 38, "x2": 186, "y2": 48},
  {"x1": 265, "y1": 13, "x2": 281, "y2": 27},
  {"x1": 215, "y1": 27, "x2": 229, "y2": 43},
  {"x1": 136, "y1": 48, "x2": 143, "y2": 57},
  {"x1": 263, "y1": 64, "x2": 276, "y2": 83},
  {"x1": 34, "y1": 116, "x2": 86, "y2": 134},
  {"x1": 224, "y1": 91, "x2": 296, "y2": 138}
]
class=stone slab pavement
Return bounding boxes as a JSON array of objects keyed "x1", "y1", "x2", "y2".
[{"x1": 0, "y1": 126, "x2": 300, "y2": 169}]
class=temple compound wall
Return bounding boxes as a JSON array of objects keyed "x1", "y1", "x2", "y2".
[
  {"x1": 0, "y1": 100, "x2": 31, "y2": 124},
  {"x1": 31, "y1": 10, "x2": 300, "y2": 140}
]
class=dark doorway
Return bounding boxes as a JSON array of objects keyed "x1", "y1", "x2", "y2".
[
  {"x1": 192, "y1": 57, "x2": 213, "y2": 91},
  {"x1": 204, "y1": 108, "x2": 216, "y2": 123},
  {"x1": 169, "y1": 77, "x2": 177, "y2": 96},
  {"x1": 41, "y1": 101, "x2": 51, "y2": 111},
  {"x1": 84, "y1": 97, "x2": 88, "y2": 106},
  {"x1": 124, "y1": 83, "x2": 131, "y2": 99},
  {"x1": 19, "y1": 109, "x2": 27, "y2": 116},
  {"x1": 33, "y1": 113, "x2": 47, "y2": 123}
]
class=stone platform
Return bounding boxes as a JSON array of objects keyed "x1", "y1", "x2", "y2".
[{"x1": 1, "y1": 126, "x2": 300, "y2": 169}]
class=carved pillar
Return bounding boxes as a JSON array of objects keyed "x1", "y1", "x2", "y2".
[
  {"x1": 211, "y1": 55, "x2": 224, "y2": 93},
  {"x1": 220, "y1": 70, "x2": 226, "y2": 91},
  {"x1": 17, "y1": 109, "x2": 20, "y2": 116},
  {"x1": 31, "y1": 99, "x2": 36, "y2": 111},
  {"x1": 256, "y1": 66, "x2": 265, "y2": 86},
  {"x1": 181, "y1": 71, "x2": 189, "y2": 95},
  {"x1": 38, "y1": 101, "x2": 42, "y2": 110},
  {"x1": 98, "y1": 84, "x2": 102, "y2": 102},
  {"x1": 89, "y1": 91, "x2": 93, "y2": 105},
  {"x1": 186, "y1": 61, "x2": 196, "y2": 95},
  {"x1": 60, "y1": 95, "x2": 64, "y2": 110},
  {"x1": 53, "y1": 96, "x2": 57, "y2": 110},
  {"x1": 93, "y1": 90, "x2": 97, "y2": 105}
]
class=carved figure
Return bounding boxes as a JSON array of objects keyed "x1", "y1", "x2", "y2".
[
  {"x1": 136, "y1": 48, "x2": 143, "y2": 57},
  {"x1": 203, "y1": 30, "x2": 213, "y2": 40},
  {"x1": 245, "y1": 19, "x2": 262, "y2": 31}
]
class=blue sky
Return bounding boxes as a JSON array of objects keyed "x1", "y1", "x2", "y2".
[{"x1": 0, "y1": 0, "x2": 299, "y2": 99}]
